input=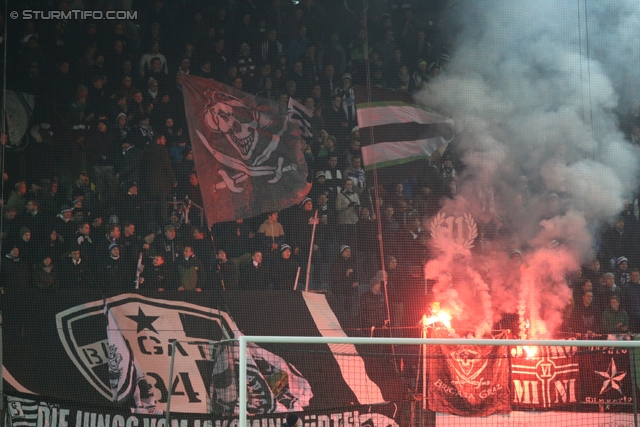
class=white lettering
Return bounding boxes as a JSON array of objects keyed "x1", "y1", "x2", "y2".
[
  {"x1": 553, "y1": 379, "x2": 576, "y2": 403},
  {"x1": 37, "y1": 405, "x2": 50, "y2": 427},
  {"x1": 96, "y1": 414, "x2": 111, "y2": 427},
  {"x1": 59, "y1": 409, "x2": 70, "y2": 427},
  {"x1": 512, "y1": 380, "x2": 539, "y2": 404},
  {"x1": 113, "y1": 415, "x2": 126, "y2": 427},
  {"x1": 317, "y1": 415, "x2": 331, "y2": 427},
  {"x1": 330, "y1": 413, "x2": 342, "y2": 427}
]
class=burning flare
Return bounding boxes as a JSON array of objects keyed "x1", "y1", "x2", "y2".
[{"x1": 423, "y1": 302, "x2": 453, "y2": 330}]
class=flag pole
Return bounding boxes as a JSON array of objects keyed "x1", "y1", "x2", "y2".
[
  {"x1": 422, "y1": 315, "x2": 428, "y2": 410},
  {"x1": 305, "y1": 210, "x2": 319, "y2": 292},
  {"x1": 165, "y1": 341, "x2": 176, "y2": 427},
  {"x1": 294, "y1": 267, "x2": 301, "y2": 290}
]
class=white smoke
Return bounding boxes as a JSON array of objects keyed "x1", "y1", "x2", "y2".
[{"x1": 417, "y1": 0, "x2": 640, "y2": 337}]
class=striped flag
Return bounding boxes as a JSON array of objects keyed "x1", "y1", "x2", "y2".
[
  {"x1": 6, "y1": 396, "x2": 39, "y2": 427},
  {"x1": 287, "y1": 97, "x2": 313, "y2": 140},
  {"x1": 354, "y1": 86, "x2": 454, "y2": 184}
]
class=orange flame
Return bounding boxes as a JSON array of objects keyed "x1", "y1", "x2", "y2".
[{"x1": 422, "y1": 302, "x2": 453, "y2": 329}]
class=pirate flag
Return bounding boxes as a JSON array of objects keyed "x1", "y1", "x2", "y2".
[{"x1": 181, "y1": 76, "x2": 311, "y2": 225}]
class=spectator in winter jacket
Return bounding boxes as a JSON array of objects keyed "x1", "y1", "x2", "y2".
[
  {"x1": 257, "y1": 211, "x2": 285, "y2": 254},
  {"x1": 270, "y1": 244, "x2": 300, "y2": 290},
  {"x1": 238, "y1": 251, "x2": 270, "y2": 291},
  {"x1": 33, "y1": 255, "x2": 61, "y2": 290},
  {"x1": 141, "y1": 254, "x2": 176, "y2": 292},
  {"x1": 261, "y1": 29, "x2": 284, "y2": 68},
  {"x1": 177, "y1": 246, "x2": 203, "y2": 291},
  {"x1": 602, "y1": 295, "x2": 629, "y2": 334},
  {"x1": 360, "y1": 270, "x2": 388, "y2": 329}
]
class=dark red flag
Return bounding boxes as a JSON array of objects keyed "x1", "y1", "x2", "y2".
[
  {"x1": 510, "y1": 346, "x2": 580, "y2": 409},
  {"x1": 181, "y1": 76, "x2": 311, "y2": 225},
  {"x1": 428, "y1": 345, "x2": 511, "y2": 416}
]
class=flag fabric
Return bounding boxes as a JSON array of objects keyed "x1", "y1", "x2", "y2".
[
  {"x1": 360, "y1": 137, "x2": 449, "y2": 171},
  {"x1": 354, "y1": 86, "x2": 453, "y2": 185},
  {"x1": 221, "y1": 291, "x2": 403, "y2": 409},
  {"x1": 246, "y1": 342, "x2": 314, "y2": 412},
  {"x1": 510, "y1": 346, "x2": 579, "y2": 409},
  {"x1": 104, "y1": 302, "x2": 158, "y2": 414},
  {"x1": 287, "y1": 98, "x2": 313, "y2": 140},
  {"x1": 580, "y1": 347, "x2": 632, "y2": 404},
  {"x1": 209, "y1": 340, "x2": 313, "y2": 414},
  {"x1": 181, "y1": 76, "x2": 311, "y2": 225},
  {"x1": 356, "y1": 100, "x2": 453, "y2": 129},
  {"x1": 6, "y1": 394, "x2": 401, "y2": 427},
  {"x1": 6, "y1": 396, "x2": 40, "y2": 427},
  {"x1": 8, "y1": 289, "x2": 405, "y2": 420},
  {"x1": 4, "y1": 90, "x2": 35, "y2": 146},
  {"x1": 428, "y1": 344, "x2": 510, "y2": 416}
]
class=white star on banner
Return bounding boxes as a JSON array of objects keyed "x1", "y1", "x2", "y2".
[{"x1": 595, "y1": 358, "x2": 627, "y2": 394}]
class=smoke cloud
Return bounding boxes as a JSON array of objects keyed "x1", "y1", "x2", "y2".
[{"x1": 416, "y1": 1, "x2": 640, "y2": 337}]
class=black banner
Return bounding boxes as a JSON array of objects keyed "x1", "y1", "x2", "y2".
[
  {"x1": 6, "y1": 395, "x2": 399, "y2": 427},
  {"x1": 3, "y1": 288, "x2": 640, "y2": 419},
  {"x1": 580, "y1": 346, "x2": 634, "y2": 405},
  {"x1": 1, "y1": 289, "x2": 404, "y2": 420}
]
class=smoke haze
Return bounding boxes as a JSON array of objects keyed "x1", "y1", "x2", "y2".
[{"x1": 416, "y1": 1, "x2": 640, "y2": 337}]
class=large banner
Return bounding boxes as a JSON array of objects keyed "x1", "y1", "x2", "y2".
[
  {"x1": 3, "y1": 288, "x2": 639, "y2": 420},
  {"x1": 436, "y1": 411, "x2": 634, "y2": 427},
  {"x1": 510, "y1": 346, "x2": 580, "y2": 409},
  {"x1": 580, "y1": 346, "x2": 634, "y2": 405},
  {"x1": 1, "y1": 290, "x2": 402, "y2": 422},
  {"x1": 428, "y1": 345, "x2": 510, "y2": 416},
  {"x1": 181, "y1": 76, "x2": 311, "y2": 225},
  {"x1": 6, "y1": 395, "x2": 399, "y2": 427}
]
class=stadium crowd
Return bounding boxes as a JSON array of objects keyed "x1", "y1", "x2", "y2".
[{"x1": 1, "y1": 0, "x2": 640, "y2": 334}]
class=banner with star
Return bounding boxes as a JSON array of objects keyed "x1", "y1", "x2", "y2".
[
  {"x1": 104, "y1": 302, "x2": 159, "y2": 413},
  {"x1": 1, "y1": 289, "x2": 404, "y2": 421},
  {"x1": 7, "y1": 287, "x2": 637, "y2": 419},
  {"x1": 580, "y1": 346, "x2": 633, "y2": 405}
]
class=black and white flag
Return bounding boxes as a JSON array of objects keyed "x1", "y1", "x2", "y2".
[
  {"x1": 287, "y1": 98, "x2": 313, "y2": 140},
  {"x1": 104, "y1": 302, "x2": 158, "y2": 414}
]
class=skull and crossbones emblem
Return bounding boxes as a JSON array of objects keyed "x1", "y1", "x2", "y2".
[{"x1": 197, "y1": 91, "x2": 297, "y2": 193}]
